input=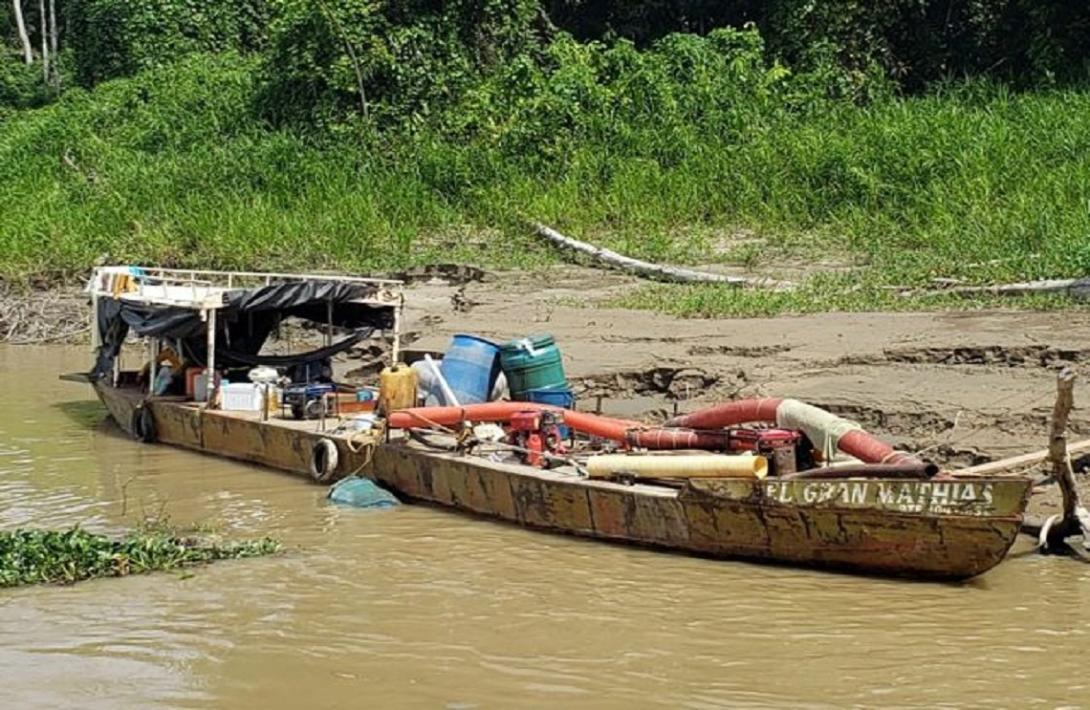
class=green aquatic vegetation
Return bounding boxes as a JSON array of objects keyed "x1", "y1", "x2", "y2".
[{"x1": 0, "y1": 527, "x2": 280, "y2": 588}]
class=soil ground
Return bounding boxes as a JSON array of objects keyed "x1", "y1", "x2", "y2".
[{"x1": 393, "y1": 266, "x2": 1090, "y2": 520}]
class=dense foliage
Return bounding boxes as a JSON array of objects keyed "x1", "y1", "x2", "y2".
[
  {"x1": 258, "y1": 0, "x2": 542, "y2": 126},
  {"x1": 0, "y1": 527, "x2": 280, "y2": 587},
  {"x1": 1, "y1": 0, "x2": 1088, "y2": 315},
  {"x1": 66, "y1": 0, "x2": 273, "y2": 85},
  {"x1": 547, "y1": 1, "x2": 1090, "y2": 88},
  {"x1": 5, "y1": 1, "x2": 1090, "y2": 110}
]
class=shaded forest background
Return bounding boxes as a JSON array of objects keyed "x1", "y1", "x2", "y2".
[
  {"x1": 1, "y1": 1, "x2": 1088, "y2": 309},
  {"x1": 5, "y1": 1, "x2": 1090, "y2": 110}
]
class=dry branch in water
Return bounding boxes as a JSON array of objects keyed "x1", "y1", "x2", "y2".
[
  {"x1": 529, "y1": 221, "x2": 794, "y2": 289},
  {"x1": 0, "y1": 284, "x2": 89, "y2": 345}
]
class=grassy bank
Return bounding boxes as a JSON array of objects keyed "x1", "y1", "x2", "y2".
[
  {"x1": 1, "y1": 48, "x2": 1087, "y2": 315},
  {"x1": 612, "y1": 280, "x2": 1085, "y2": 319},
  {"x1": 0, "y1": 526, "x2": 280, "y2": 588}
]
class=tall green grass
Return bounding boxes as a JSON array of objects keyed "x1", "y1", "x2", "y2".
[{"x1": 1, "y1": 49, "x2": 1088, "y2": 317}]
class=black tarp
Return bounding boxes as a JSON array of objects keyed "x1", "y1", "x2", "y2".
[{"x1": 92, "y1": 281, "x2": 395, "y2": 378}]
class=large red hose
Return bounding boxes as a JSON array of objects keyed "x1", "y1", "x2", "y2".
[
  {"x1": 387, "y1": 402, "x2": 730, "y2": 450},
  {"x1": 664, "y1": 398, "x2": 784, "y2": 430},
  {"x1": 665, "y1": 398, "x2": 916, "y2": 465},
  {"x1": 389, "y1": 399, "x2": 915, "y2": 463}
]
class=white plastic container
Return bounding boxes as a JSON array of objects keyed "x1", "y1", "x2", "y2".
[
  {"x1": 221, "y1": 383, "x2": 264, "y2": 412},
  {"x1": 345, "y1": 413, "x2": 377, "y2": 432},
  {"x1": 194, "y1": 371, "x2": 221, "y2": 402}
]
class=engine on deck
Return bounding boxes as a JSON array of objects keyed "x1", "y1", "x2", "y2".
[{"x1": 507, "y1": 410, "x2": 567, "y2": 468}]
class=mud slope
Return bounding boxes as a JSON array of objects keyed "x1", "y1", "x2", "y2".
[{"x1": 400, "y1": 266, "x2": 1090, "y2": 469}]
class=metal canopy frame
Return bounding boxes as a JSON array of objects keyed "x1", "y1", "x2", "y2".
[{"x1": 87, "y1": 266, "x2": 405, "y2": 404}]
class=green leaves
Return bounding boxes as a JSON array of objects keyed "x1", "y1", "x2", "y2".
[
  {"x1": 0, "y1": 527, "x2": 280, "y2": 588},
  {"x1": 66, "y1": 0, "x2": 274, "y2": 86},
  {"x1": 257, "y1": 0, "x2": 539, "y2": 127}
]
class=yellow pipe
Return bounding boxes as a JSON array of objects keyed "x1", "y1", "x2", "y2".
[{"x1": 586, "y1": 453, "x2": 768, "y2": 480}]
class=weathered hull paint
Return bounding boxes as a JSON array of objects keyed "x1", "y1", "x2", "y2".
[
  {"x1": 370, "y1": 445, "x2": 1030, "y2": 580},
  {"x1": 93, "y1": 383, "x2": 378, "y2": 478},
  {"x1": 94, "y1": 382, "x2": 1031, "y2": 579}
]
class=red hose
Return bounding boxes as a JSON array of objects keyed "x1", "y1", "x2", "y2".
[
  {"x1": 664, "y1": 398, "x2": 916, "y2": 465},
  {"x1": 387, "y1": 402, "x2": 730, "y2": 450},
  {"x1": 388, "y1": 402, "x2": 635, "y2": 437},
  {"x1": 389, "y1": 399, "x2": 916, "y2": 464},
  {"x1": 625, "y1": 429, "x2": 730, "y2": 450},
  {"x1": 664, "y1": 398, "x2": 784, "y2": 429},
  {"x1": 838, "y1": 429, "x2": 915, "y2": 465}
]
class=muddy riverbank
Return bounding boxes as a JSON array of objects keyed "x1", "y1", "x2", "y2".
[
  {"x1": 397, "y1": 267, "x2": 1090, "y2": 465},
  {"x1": 9, "y1": 265, "x2": 1090, "y2": 505}
]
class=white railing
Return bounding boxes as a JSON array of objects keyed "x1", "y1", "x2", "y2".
[
  {"x1": 87, "y1": 265, "x2": 403, "y2": 310},
  {"x1": 134, "y1": 266, "x2": 403, "y2": 288}
]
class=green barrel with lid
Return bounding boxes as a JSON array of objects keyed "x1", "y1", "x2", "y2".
[{"x1": 500, "y1": 334, "x2": 568, "y2": 398}]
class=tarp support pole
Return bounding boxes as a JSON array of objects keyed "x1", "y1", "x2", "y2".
[
  {"x1": 148, "y1": 337, "x2": 159, "y2": 395},
  {"x1": 205, "y1": 308, "x2": 217, "y2": 408},
  {"x1": 326, "y1": 296, "x2": 333, "y2": 347},
  {"x1": 392, "y1": 295, "x2": 403, "y2": 363},
  {"x1": 90, "y1": 293, "x2": 99, "y2": 352}
]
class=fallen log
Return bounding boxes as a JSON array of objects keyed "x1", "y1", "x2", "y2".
[
  {"x1": 953, "y1": 438, "x2": 1090, "y2": 477},
  {"x1": 528, "y1": 221, "x2": 793, "y2": 289},
  {"x1": 903, "y1": 277, "x2": 1090, "y2": 300}
]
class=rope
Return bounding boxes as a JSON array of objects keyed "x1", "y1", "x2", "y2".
[{"x1": 391, "y1": 408, "x2": 463, "y2": 435}]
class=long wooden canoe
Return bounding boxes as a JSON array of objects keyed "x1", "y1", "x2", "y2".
[{"x1": 90, "y1": 380, "x2": 1031, "y2": 580}]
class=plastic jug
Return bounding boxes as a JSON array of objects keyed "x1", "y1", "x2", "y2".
[{"x1": 379, "y1": 363, "x2": 418, "y2": 414}]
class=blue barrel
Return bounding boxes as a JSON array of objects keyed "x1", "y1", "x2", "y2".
[
  {"x1": 522, "y1": 387, "x2": 575, "y2": 438},
  {"x1": 521, "y1": 387, "x2": 575, "y2": 409},
  {"x1": 439, "y1": 334, "x2": 501, "y2": 404}
]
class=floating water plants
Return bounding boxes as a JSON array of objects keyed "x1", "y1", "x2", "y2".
[{"x1": 0, "y1": 527, "x2": 280, "y2": 588}]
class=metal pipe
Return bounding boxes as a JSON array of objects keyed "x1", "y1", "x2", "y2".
[
  {"x1": 424, "y1": 355, "x2": 459, "y2": 406},
  {"x1": 205, "y1": 309, "x2": 217, "y2": 408},
  {"x1": 781, "y1": 463, "x2": 939, "y2": 480}
]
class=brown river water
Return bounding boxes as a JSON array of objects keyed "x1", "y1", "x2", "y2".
[{"x1": 2, "y1": 346, "x2": 1089, "y2": 709}]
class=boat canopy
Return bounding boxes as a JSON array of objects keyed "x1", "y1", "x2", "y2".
[{"x1": 87, "y1": 267, "x2": 402, "y2": 380}]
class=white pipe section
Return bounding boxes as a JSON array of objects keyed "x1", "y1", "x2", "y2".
[{"x1": 424, "y1": 354, "x2": 459, "y2": 407}]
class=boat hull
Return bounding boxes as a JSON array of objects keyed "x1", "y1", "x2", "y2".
[
  {"x1": 92, "y1": 381, "x2": 379, "y2": 476},
  {"x1": 91, "y1": 381, "x2": 1031, "y2": 579},
  {"x1": 371, "y1": 445, "x2": 1031, "y2": 580}
]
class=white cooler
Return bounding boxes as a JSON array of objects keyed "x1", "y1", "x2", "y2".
[{"x1": 221, "y1": 383, "x2": 265, "y2": 412}]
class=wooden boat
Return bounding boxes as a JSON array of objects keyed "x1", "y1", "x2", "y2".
[{"x1": 71, "y1": 266, "x2": 1033, "y2": 580}]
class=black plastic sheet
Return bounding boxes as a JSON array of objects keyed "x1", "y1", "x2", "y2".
[{"x1": 92, "y1": 281, "x2": 395, "y2": 378}]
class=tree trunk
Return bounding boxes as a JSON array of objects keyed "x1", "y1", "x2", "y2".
[
  {"x1": 48, "y1": 0, "x2": 58, "y2": 86},
  {"x1": 12, "y1": 0, "x2": 33, "y2": 65},
  {"x1": 1046, "y1": 369, "x2": 1083, "y2": 549},
  {"x1": 38, "y1": 0, "x2": 49, "y2": 83},
  {"x1": 530, "y1": 221, "x2": 793, "y2": 289},
  {"x1": 315, "y1": 0, "x2": 369, "y2": 121}
]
